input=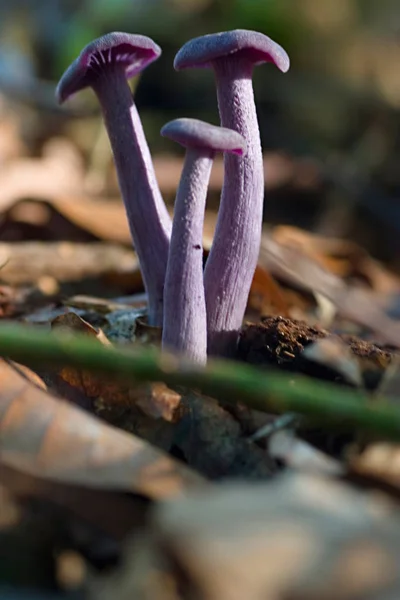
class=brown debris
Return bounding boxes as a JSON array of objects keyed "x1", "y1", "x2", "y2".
[
  {"x1": 0, "y1": 241, "x2": 139, "y2": 285},
  {"x1": 238, "y1": 315, "x2": 393, "y2": 389},
  {"x1": 50, "y1": 313, "x2": 182, "y2": 423}
]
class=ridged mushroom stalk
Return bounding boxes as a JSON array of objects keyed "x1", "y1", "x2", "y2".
[
  {"x1": 174, "y1": 30, "x2": 290, "y2": 354},
  {"x1": 56, "y1": 33, "x2": 172, "y2": 326},
  {"x1": 161, "y1": 118, "x2": 246, "y2": 364}
]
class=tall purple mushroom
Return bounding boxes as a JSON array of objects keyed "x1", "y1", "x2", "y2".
[
  {"x1": 161, "y1": 118, "x2": 246, "y2": 364},
  {"x1": 56, "y1": 33, "x2": 172, "y2": 326},
  {"x1": 174, "y1": 30, "x2": 290, "y2": 355}
]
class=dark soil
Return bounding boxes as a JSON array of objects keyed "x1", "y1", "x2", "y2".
[{"x1": 237, "y1": 316, "x2": 394, "y2": 390}]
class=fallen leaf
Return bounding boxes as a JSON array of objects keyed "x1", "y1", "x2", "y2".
[
  {"x1": 0, "y1": 359, "x2": 203, "y2": 498},
  {"x1": 273, "y1": 225, "x2": 400, "y2": 294},
  {"x1": 260, "y1": 235, "x2": 400, "y2": 348}
]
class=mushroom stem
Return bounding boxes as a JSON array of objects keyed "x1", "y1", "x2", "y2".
[
  {"x1": 204, "y1": 57, "x2": 263, "y2": 355},
  {"x1": 162, "y1": 148, "x2": 212, "y2": 364},
  {"x1": 93, "y1": 69, "x2": 171, "y2": 326}
]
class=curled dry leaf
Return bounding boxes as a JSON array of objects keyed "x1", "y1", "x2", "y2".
[
  {"x1": 0, "y1": 242, "x2": 139, "y2": 285},
  {"x1": 52, "y1": 312, "x2": 111, "y2": 345},
  {"x1": 260, "y1": 235, "x2": 400, "y2": 348},
  {"x1": 54, "y1": 197, "x2": 219, "y2": 249},
  {"x1": 273, "y1": 225, "x2": 400, "y2": 294},
  {"x1": 247, "y1": 262, "x2": 290, "y2": 318},
  {"x1": 0, "y1": 359, "x2": 203, "y2": 498},
  {"x1": 135, "y1": 383, "x2": 181, "y2": 422}
]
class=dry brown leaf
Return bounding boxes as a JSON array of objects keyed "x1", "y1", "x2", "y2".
[
  {"x1": 0, "y1": 241, "x2": 139, "y2": 285},
  {"x1": 248, "y1": 262, "x2": 290, "y2": 317},
  {"x1": 273, "y1": 225, "x2": 400, "y2": 294},
  {"x1": 51, "y1": 312, "x2": 110, "y2": 343},
  {"x1": 9, "y1": 361, "x2": 48, "y2": 391},
  {"x1": 0, "y1": 359, "x2": 203, "y2": 497},
  {"x1": 260, "y1": 235, "x2": 400, "y2": 348},
  {"x1": 135, "y1": 383, "x2": 181, "y2": 422},
  {"x1": 152, "y1": 153, "x2": 315, "y2": 195}
]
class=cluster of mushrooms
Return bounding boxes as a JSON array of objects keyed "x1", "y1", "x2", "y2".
[{"x1": 56, "y1": 30, "x2": 290, "y2": 365}]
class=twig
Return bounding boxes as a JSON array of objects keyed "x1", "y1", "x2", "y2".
[{"x1": 0, "y1": 323, "x2": 399, "y2": 440}]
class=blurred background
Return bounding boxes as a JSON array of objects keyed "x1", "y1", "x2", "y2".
[{"x1": 0, "y1": 0, "x2": 399, "y2": 264}]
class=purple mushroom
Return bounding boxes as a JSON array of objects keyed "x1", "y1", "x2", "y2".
[
  {"x1": 56, "y1": 33, "x2": 172, "y2": 327},
  {"x1": 174, "y1": 30, "x2": 290, "y2": 355},
  {"x1": 161, "y1": 118, "x2": 246, "y2": 364}
]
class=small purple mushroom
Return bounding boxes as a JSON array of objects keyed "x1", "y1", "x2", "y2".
[
  {"x1": 56, "y1": 33, "x2": 172, "y2": 326},
  {"x1": 174, "y1": 30, "x2": 289, "y2": 355},
  {"x1": 161, "y1": 118, "x2": 246, "y2": 364}
]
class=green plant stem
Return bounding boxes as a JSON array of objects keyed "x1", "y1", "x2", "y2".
[{"x1": 0, "y1": 323, "x2": 399, "y2": 440}]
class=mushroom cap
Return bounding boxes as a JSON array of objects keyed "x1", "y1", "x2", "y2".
[
  {"x1": 161, "y1": 118, "x2": 246, "y2": 155},
  {"x1": 56, "y1": 32, "x2": 161, "y2": 103},
  {"x1": 174, "y1": 29, "x2": 289, "y2": 73}
]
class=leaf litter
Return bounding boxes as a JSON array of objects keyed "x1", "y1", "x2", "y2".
[{"x1": 2, "y1": 46, "x2": 400, "y2": 600}]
